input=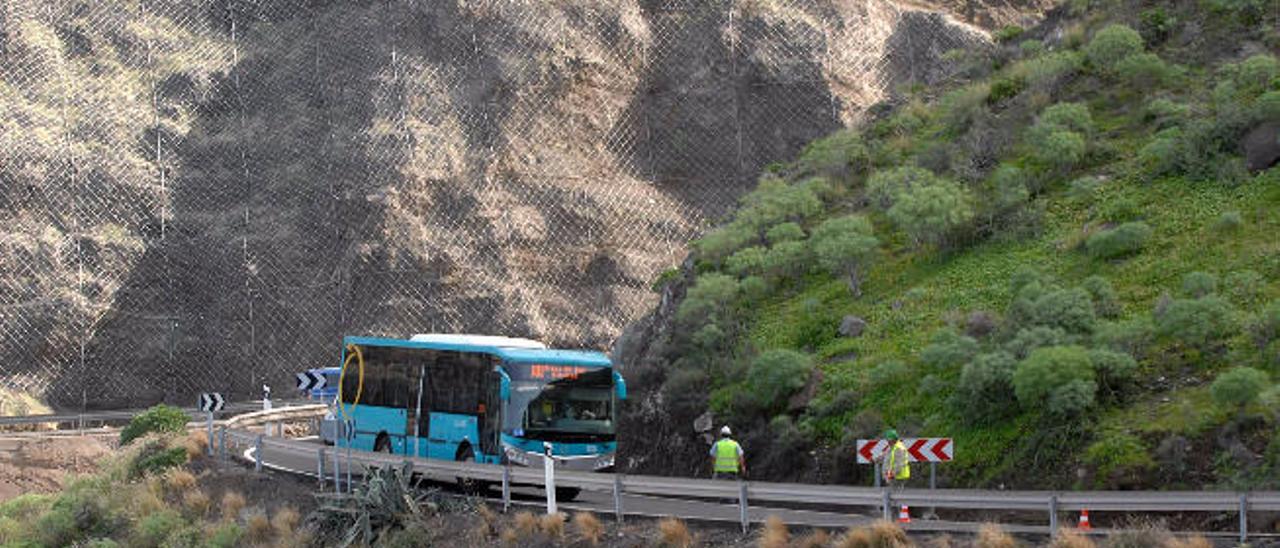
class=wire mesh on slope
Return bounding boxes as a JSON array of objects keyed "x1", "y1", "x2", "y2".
[{"x1": 0, "y1": 0, "x2": 984, "y2": 407}]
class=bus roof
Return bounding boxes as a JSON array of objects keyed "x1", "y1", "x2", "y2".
[
  {"x1": 408, "y1": 333, "x2": 546, "y2": 349},
  {"x1": 343, "y1": 336, "x2": 610, "y2": 366}
]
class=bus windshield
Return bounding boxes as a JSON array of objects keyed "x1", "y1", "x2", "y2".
[{"x1": 505, "y1": 367, "x2": 614, "y2": 442}]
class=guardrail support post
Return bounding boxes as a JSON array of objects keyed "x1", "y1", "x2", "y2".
[
  {"x1": 502, "y1": 462, "x2": 511, "y2": 513},
  {"x1": 206, "y1": 411, "x2": 215, "y2": 457},
  {"x1": 218, "y1": 427, "x2": 226, "y2": 460},
  {"x1": 928, "y1": 462, "x2": 937, "y2": 519},
  {"x1": 1239, "y1": 493, "x2": 1248, "y2": 544},
  {"x1": 738, "y1": 480, "x2": 749, "y2": 534},
  {"x1": 874, "y1": 462, "x2": 881, "y2": 488},
  {"x1": 333, "y1": 442, "x2": 342, "y2": 493},
  {"x1": 254, "y1": 434, "x2": 263, "y2": 473},
  {"x1": 317, "y1": 447, "x2": 326, "y2": 490},
  {"x1": 613, "y1": 474, "x2": 624, "y2": 524},
  {"x1": 1049, "y1": 495, "x2": 1058, "y2": 535},
  {"x1": 543, "y1": 443, "x2": 557, "y2": 515},
  {"x1": 882, "y1": 489, "x2": 892, "y2": 521}
]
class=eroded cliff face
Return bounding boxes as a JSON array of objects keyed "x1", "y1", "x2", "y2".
[{"x1": 1, "y1": 0, "x2": 999, "y2": 406}]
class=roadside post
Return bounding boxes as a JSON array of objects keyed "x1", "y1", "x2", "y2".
[
  {"x1": 198, "y1": 393, "x2": 225, "y2": 457},
  {"x1": 543, "y1": 442, "x2": 557, "y2": 515},
  {"x1": 858, "y1": 437, "x2": 954, "y2": 519}
]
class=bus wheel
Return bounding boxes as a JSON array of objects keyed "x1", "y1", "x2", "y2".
[
  {"x1": 374, "y1": 433, "x2": 391, "y2": 453},
  {"x1": 555, "y1": 487, "x2": 581, "y2": 502},
  {"x1": 456, "y1": 445, "x2": 485, "y2": 495}
]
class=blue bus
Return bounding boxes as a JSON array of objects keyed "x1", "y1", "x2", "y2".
[{"x1": 335, "y1": 334, "x2": 625, "y2": 499}]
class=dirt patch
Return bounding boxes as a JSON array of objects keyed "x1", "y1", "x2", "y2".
[
  {"x1": 0, "y1": 435, "x2": 114, "y2": 501},
  {"x1": 188, "y1": 456, "x2": 320, "y2": 518}
]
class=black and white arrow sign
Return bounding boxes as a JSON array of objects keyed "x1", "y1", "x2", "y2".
[
  {"x1": 198, "y1": 392, "x2": 225, "y2": 413},
  {"x1": 295, "y1": 371, "x2": 327, "y2": 391}
]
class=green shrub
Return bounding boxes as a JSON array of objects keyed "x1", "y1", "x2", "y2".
[
  {"x1": 987, "y1": 76, "x2": 1027, "y2": 104},
  {"x1": 1085, "y1": 24, "x2": 1144, "y2": 74},
  {"x1": 810, "y1": 215, "x2": 879, "y2": 296},
  {"x1": 1253, "y1": 300, "x2": 1280, "y2": 349},
  {"x1": 1013, "y1": 346, "x2": 1097, "y2": 417},
  {"x1": 1088, "y1": 348, "x2": 1138, "y2": 398},
  {"x1": 1007, "y1": 51, "x2": 1083, "y2": 91},
  {"x1": 1068, "y1": 176, "x2": 1102, "y2": 205},
  {"x1": 1117, "y1": 53, "x2": 1178, "y2": 89},
  {"x1": 691, "y1": 323, "x2": 726, "y2": 351},
  {"x1": 746, "y1": 349, "x2": 815, "y2": 412},
  {"x1": 920, "y1": 329, "x2": 980, "y2": 371},
  {"x1": 1135, "y1": 128, "x2": 1183, "y2": 179},
  {"x1": 1037, "y1": 102, "x2": 1095, "y2": 135},
  {"x1": 739, "y1": 276, "x2": 769, "y2": 302},
  {"x1": 1005, "y1": 326, "x2": 1072, "y2": 359},
  {"x1": 725, "y1": 246, "x2": 767, "y2": 277},
  {"x1": 1180, "y1": 271, "x2": 1219, "y2": 298},
  {"x1": 1224, "y1": 270, "x2": 1263, "y2": 306},
  {"x1": 1139, "y1": 7, "x2": 1178, "y2": 45},
  {"x1": 1258, "y1": 91, "x2": 1280, "y2": 121},
  {"x1": 86, "y1": 539, "x2": 120, "y2": 548},
  {"x1": 765, "y1": 222, "x2": 805, "y2": 245},
  {"x1": 796, "y1": 130, "x2": 871, "y2": 179},
  {"x1": 762, "y1": 240, "x2": 809, "y2": 281},
  {"x1": 120, "y1": 405, "x2": 190, "y2": 446},
  {"x1": 1030, "y1": 288, "x2": 1097, "y2": 334},
  {"x1": 1097, "y1": 196, "x2": 1141, "y2": 224},
  {"x1": 206, "y1": 522, "x2": 244, "y2": 548},
  {"x1": 1085, "y1": 222, "x2": 1152, "y2": 260},
  {"x1": 737, "y1": 178, "x2": 823, "y2": 233},
  {"x1": 994, "y1": 25, "x2": 1025, "y2": 43},
  {"x1": 1028, "y1": 103, "x2": 1093, "y2": 171},
  {"x1": 1143, "y1": 98, "x2": 1189, "y2": 128},
  {"x1": 1093, "y1": 319, "x2": 1154, "y2": 356},
  {"x1": 1084, "y1": 432, "x2": 1154, "y2": 484},
  {"x1": 1083, "y1": 276, "x2": 1122, "y2": 318},
  {"x1": 1213, "y1": 210, "x2": 1243, "y2": 233},
  {"x1": 991, "y1": 165, "x2": 1031, "y2": 211},
  {"x1": 951, "y1": 352, "x2": 1019, "y2": 423},
  {"x1": 1233, "y1": 54, "x2": 1280, "y2": 97},
  {"x1": 160, "y1": 525, "x2": 203, "y2": 548},
  {"x1": 130, "y1": 445, "x2": 189, "y2": 479},
  {"x1": 132, "y1": 510, "x2": 184, "y2": 548},
  {"x1": 1211, "y1": 367, "x2": 1270, "y2": 409},
  {"x1": 939, "y1": 83, "x2": 991, "y2": 132},
  {"x1": 886, "y1": 179, "x2": 974, "y2": 248},
  {"x1": 1155, "y1": 296, "x2": 1236, "y2": 350},
  {"x1": 675, "y1": 273, "x2": 739, "y2": 327},
  {"x1": 1019, "y1": 39, "x2": 1045, "y2": 58},
  {"x1": 696, "y1": 223, "x2": 755, "y2": 263},
  {"x1": 868, "y1": 360, "x2": 909, "y2": 387},
  {"x1": 866, "y1": 166, "x2": 939, "y2": 210}
]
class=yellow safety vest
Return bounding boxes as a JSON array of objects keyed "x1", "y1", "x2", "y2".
[
  {"x1": 887, "y1": 440, "x2": 911, "y2": 480},
  {"x1": 714, "y1": 439, "x2": 742, "y2": 473}
]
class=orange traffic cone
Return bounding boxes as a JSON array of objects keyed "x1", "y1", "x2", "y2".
[
  {"x1": 898, "y1": 505, "x2": 911, "y2": 523},
  {"x1": 1078, "y1": 509, "x2": 1092, "y2": 530}
]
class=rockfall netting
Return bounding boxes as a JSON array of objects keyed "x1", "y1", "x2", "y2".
[{"x1": 0, "y1": 0, "x2": 984, "y2": 407}]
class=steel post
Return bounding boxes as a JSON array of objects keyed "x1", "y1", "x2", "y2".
[
  {"x1": 738, "y1": 480, "x2": 749, "y2": 534},
  {"x1": 206, "y1": 412, "x2": 214, "y2": 457},
  {"x1": 1239, "y1": 493, "x2": 1248, "y2": 544},
  {"x1": 543, "y1": 443, "x2": 557, "y2": 515},
  {"x1": 502, "y1": 462, "x2": 511, "y2": 513},
  {"x1": 317, "y1": 447, "x2": 326, "y2": 490},
  {"x1": 929, "y1": 462, "x2": 937, "y2": 519},
  {"x1": 874, "y1": 462, "x2": 881, "y2": 488},
  {"x1": 613, "y1": 474, "x2": 624, "y2": 524},
  {"x1": 1049, "y1": 495, "x2": 1058, "y2": 535},
  {"x1": 218, "y1": 427, "x2": 226, "y2": 460},
  {"x1": 882, "y1": 489, "x2": 892, "y2": 521},
  {"x1": 254, "y1": 434, "x2": 263, "y2": 473}
]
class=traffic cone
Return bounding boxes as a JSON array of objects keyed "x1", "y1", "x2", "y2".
[
  {"x1": 1078, "y1": 509, "x2": 1092, "y2": 530},
  {"x1": 898, "y1": 505, "x2": 911, "y2": 524}
]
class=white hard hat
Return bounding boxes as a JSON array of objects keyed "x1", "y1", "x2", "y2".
[{"x1": 720, "y1": 425, "x2": 732, "y2": 436}]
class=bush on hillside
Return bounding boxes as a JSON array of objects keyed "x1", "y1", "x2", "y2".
[
  {"x1": 1037, "y1": 102, "x2": 1095, "y2": 135},
  {"x1": 810, "y1": 215, "x2": 879, "y2": 296},
  {"x1": 725, "y1": 246, "x2": 767, "y2": 277},
  {"x1": 1028, "y1": 103, "x2": 1093, "y2": 171},
  {"x1": 737, "y1": 178, "x2": 823, "y2": 233},
  {"x1": 991, "y1": 164, "x2": 1031, "y2": 211},
  {"x1": 1007, "y1": 51, "x2": 1083, "y2": 92},
  {"x1": 766, "y1": 222, "x2": 805, "y2": 245},
  {"x1": 951, "y1": 352, "x2": 1019, "y2": 424},
  {"x1": 994, "y1": 25, "x2": 1024, "y2": 43},
  {"x1": 674, "y1": 273, "x2": 739, "y2": 327},
  {"x1": 987, "y1": 76, "x2": 1026, "y2": 105},
  {"x1": 1155, "y1": 296, "x2": 1236, "y2": 351},
  {"x1": 1029, "y1": 287, "x2": 1097, "y2": 334},
  {"x1": 1013, "y1": 346, "x2": 1097, "y2": 417},
  {"x1": 1019, "y1": 39, "x2": 1044, "y2": 58},
  {"x1": 795, "y1": 130, "x2": 871, "y2": 180},
  {"x1": 1084, "y1": 24, "x2": 1144, "y2": 74},
  {"x1": 1082, "y1": 276, "x2": 1121, "y2": 318},
  {"x1": 868, "y1": 360, "x2": 909, "y2": 387},
  {"x1": 921, "y1": 329, "x2": 980, "y2": 371},
  {"x1": 1211, "y1": 367, "x2": 1270, "y2": 409},
  {"x1": 739, "y1": 276, "x2": 769, "y2": 302},
  {"x1": 1005, "y1": 326, "x2": 1073, "y2": 360},
  {"x1": 939, "y1": 83, "x2": 991, "y2": 133},
  {"x1": 886, "y1": 179, "x2": 974, "y2": 248},
  {"x1": 1093, "y1": 319, "x2": 1155, "y2": 356},
  {"x1": 696, "y1": 222, "x2": 755, "y2": 263},
  {"x1": 1143, "y1": 98, "x2": 1189, "y2": 128},
  {"x1": 1180, "y1": 271, "x2": 1218, "y2": 298},
  {"x1": 1253, "y1": 300, "x2": 1280, "y2": 350},
  {"x1": 746, "y1": 350, "x2": 815, "y2": 413},
  {"x1": 1068, "y1": 176, "x2": 1101, "y2": 205},
  {"x1": 1085, "y1": 222, "x2": 1152, "y2": 260},
  {"x1": 1139, "y1": 7, "x2": 1178, "y2": 45},
  {"x1": 1224, "y1": 269, "x2": 1263, "y2": 306},
  {"x1": 762, "y1": 240, "x2": 810, "y2": 281},
  {"x1": 866, "y1": 166, "x2": 939, "y2": 210},
  {"x1": 1088, "y1": 348, "x2": 1138, "y2": 399},
  {"x1": 1258, "y1": 91, "x2": 1280, "y2": 121},
  {"x1": 120, "y1": 404, "x2": 189, "y2": 446},
  {"x1": 1117, "y1": 53, "x2": 1179, "y2": 89},
  {"x1": 1232, "y1": 54, "x2": 1280, "y2": 98},
  {"x1": 1097, "y1": 197, "x2": 1141, "y2": 223},
  {"x1": 1135, "y1": 128, "x2": 1183, "y2": 179},
  {"x1": 1213, "y1": 210, "x2": 1244, "y2": 234}
]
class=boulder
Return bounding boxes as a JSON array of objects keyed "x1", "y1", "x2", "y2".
[
  {"x1": 693, "y1": 410, "x2": 715, "y2": 433},
  {"x1": 839, "y1": 315, "x2": 867, "y2": 338},
  {"x1": 1243, "y1": 122, "x2": 1280, "y2": 172},
  {"x1": 787, "y1": 369, "x2": 825, "y2": 413}
]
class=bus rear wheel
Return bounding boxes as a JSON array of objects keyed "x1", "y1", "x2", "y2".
[{"x1": 456, "y1": 446, "x2": 487, "y2": 495}]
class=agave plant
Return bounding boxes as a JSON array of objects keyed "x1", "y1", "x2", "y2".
[{"x1": 306, "y1": 461, "x2": 433, "y2": 547}]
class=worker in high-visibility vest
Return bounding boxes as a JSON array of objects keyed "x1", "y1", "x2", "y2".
[
  {"x1": 710, "y1": 425, "x2": 746, "y2": 480},
  {"x1": 879, "y1": 428, "x2": 910, "y2": 486}
]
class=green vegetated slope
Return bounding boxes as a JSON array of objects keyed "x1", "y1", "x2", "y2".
[{"x1": 649, "y1": 0, "x2": 1280, "y2": 489}]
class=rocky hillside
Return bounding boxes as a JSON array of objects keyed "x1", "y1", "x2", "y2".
[
  {"x1": 0, "y1": 0, "x2": 1027, "y2": 406},
  {"x1": 617, "y1": 0, "x2": 1280, "y2": 490}
]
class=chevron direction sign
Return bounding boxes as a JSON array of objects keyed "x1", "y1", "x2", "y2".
[
  {"x1": 856, "y1": 438, "x2": 953, "y2": 464},
  {"x1": 198, "y1": 392, "x2": 225, "y2": 413},
  {"x1": 295, "y1": 370, "x2": 327, "y2": 392}
]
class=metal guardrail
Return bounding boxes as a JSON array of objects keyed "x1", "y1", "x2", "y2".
[
  {"x1": 0, "y1": 400, "x2": 303, "y2": 428},
  {"x1": 215, "y1": 409, "x2": 1280, "y2": 542}
]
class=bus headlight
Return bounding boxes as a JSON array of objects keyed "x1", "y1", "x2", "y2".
[
  {"x1": 504, "y1": 446, "x2": 530, "y2": 467},
  {"x1": 593, "y1": 453, "x2": 614, "y2": 470}
]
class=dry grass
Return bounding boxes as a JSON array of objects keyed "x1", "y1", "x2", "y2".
[
  {"x1": 221, "y1": 491, "x2": 247, "y2": 522},
  {"x1": 246, "y1": 512, "x2": 274, "y2": 544},
  {"x1": 500, "y1": 527, "x2": 519, "y2": 545},
  {"x1": 1162, "y1": 536, "x2": 1211, "y2": 548},
  {"x1": 180, "y1": 431, "x2": 208, "y2": 460},
  {"x1": 573, "y1": 511, "x2": 605, "y2": 545},
  {"x1": 1051, "y1": 528, "x2": 1096, "y2": 548},
  {"x1": 836, "y1": 520, "x2": 911, "y2": 548},
  {"x1": 926, "y1": 534, "x2": 955, "y2": 548},
  {"x1": 474, "y1": 504, "x2": 499, "y2": 538},
  {"x1": 163, "y1": 468, "x2": 197, "y2": 492},
  {"x1": 271, "y1": 506, "x2": 301, "y2": 536},
  {"x1": 976, "y1": 523, "x2": 1018, "y2": 548},
  {"x1": 513, "y1": 511, "x2": 538, "y2": 538},
  {"x1": 181, "y1": 489, "x2": 210, "y2": 517},
  {"x1": 794, "y1": 528, "x2": 831, "y2": 548},
  {"x1": 759, "y1": 515, "x2": 789, "y2": 548},
  {"x1": 539, "y1": 512, "x2": 566, "y2": 538},
  {"x1": 658, "y1": 517, "x2": 694, "y2": 547}
]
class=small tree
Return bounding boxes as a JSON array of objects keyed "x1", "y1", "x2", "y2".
[
  {"x1": 1252, "y1": 300, "x2": 1280, "y2": 350},
  {"x1": 866, "y1": 166, "x2": 940, "y2": 211},
  {"x1": 1013, "y1": 346, "x2": 1097, "y2": 416},
  {"x1": 746, "y1": 349, "x2": 816, "y2": 413},
  {"x1": 762, "y1": 240, "x2": 809, "y2": 282},
  {"x1": 1084, "y1": 24, "x2": 1144, "y2": 74},
  {"x1": 1086, "y1": 222, "x2": 1152, "y2": 260},
  {"x1": 696, "y1": 222, "x2": 755, "y2": 264},
  {"x1": 1005, "y1": 326, "x2": 1072, "y2": 359},
  {"x1": 951, "y1": 352, "x2": 1019, "y2": 424},
  {"x1": 886, "y1": 180, "x2": 974, "y2": 248},
  {"x1": 810, "y1": 215, "x2": 879, "y2": 296},
  {"x1": 991, "y1": 164, "x2": 1031, "y2": 211},
  {"x1": 1180, "y1": 271, "x2": 1218, "y2": 298},
  {"x1": 1029, "y1": 287, "x2": 1097, "y2": 335},
  {"x1": 921, "y1": 329, "x2": 980, "y2": 371},
  {"x1": 765, "y1": 222, "x2": 805, "y2": 245},
  {"x1": 1211, "y1": 367, "x2": 1270, "y2": 410},
  {"x1": 674, "y1": 273, "x2": 739, "y2": 328},
  {"x1": 1083, "y1": 276, "x2": 1121, "y2": 318},
  {"x1": 1028, "y1": 103, "x2": 1093, "y2": 172},
  {"x1": 1154, "y1": 296, "x2": 1236, "y2": 351},
  {"x1": 738, "y1": 178, "x2": 823, "y2": 232},
  {"x1": 121, "y1": 404, "x2": 191, "y2": 445},
  {"x1": 1088, "y1": 348, "x2": 1138, "y2": 399},
  {"x1": 725, "y1": 246, "x2": 768, "y2": 277}
]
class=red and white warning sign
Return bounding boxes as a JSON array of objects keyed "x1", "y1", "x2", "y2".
[{"x1": 857, "y1": 438, "x2": 953, "y2": 464}]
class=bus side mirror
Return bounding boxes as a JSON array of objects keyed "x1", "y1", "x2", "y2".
[
  {"x1": 496, "y1": 367, "x2": 511, "y2": 401},
  {"x1": 613, "y1": 371, "x2": 627, "y2": 400}
]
